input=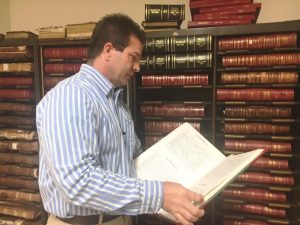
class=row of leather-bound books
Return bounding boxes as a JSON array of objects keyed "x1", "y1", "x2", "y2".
[
  {"x1": 216, "y1": 31, "x2": 300, "y2": 223},
  {"x1": 0, "y1": 38, "x2": 42, "y2": 224}
]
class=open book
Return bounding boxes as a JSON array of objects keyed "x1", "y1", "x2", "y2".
[{"x1": 134, "y1": 122, "x2": 265, "y2": 222}]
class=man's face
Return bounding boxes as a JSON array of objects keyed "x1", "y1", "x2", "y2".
[{"x1": 109, "y1": 35, "x2": 143, "y2": 87}]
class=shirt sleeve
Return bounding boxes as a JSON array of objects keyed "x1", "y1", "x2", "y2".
[{"x1": 38, "y1": 84, "x2": 163, "y2": 215}]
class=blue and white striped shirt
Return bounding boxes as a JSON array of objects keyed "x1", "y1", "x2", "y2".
[{"x1": 36, "y1": 64, "x2": 163, "y2": 217}]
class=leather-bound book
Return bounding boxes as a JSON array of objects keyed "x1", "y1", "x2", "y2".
[
  {"x1": 0, "y1": 63, "x2": 34, "y2": 72},
  {"x1": 0, "y1": 164, "x2": 38, "y2": 178},
  {"x1": 43, "y1": 47, "x2": 87, "y2": 59},
  {"x1": 5, "y1": 31, "x2": 37, "y2": 39},
  {"x1": 0, "y1": 203, "x2": 41, "y2": 219},
  {"x1": 0, "y1": 140, "x2": 38, "y2": 152},
  {"x1": 0, "y1": 176, "x2": 38, "y2": 191},
  {"x1": 0, "y1": 129, "x2": 37, "y2": 140},
  {"x1": 0, "y1": 46, "x2": 33, "y2": 59},
  {"x1": 145, "y1": 4, "x2": 185, "y2": 21},
  {"x1": 0, "y1": 188, "x2": 41, "y2": 203},
  {"x1": 0, "y1": 152, "x2": 39, "y2": 166}
]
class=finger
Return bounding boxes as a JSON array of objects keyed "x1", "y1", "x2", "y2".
[
  {"x1": 174, "y1": 213, "x2": 193, "y2": 225},
  {"x1": 186, "y1": 190, "x2": 204, "y2": 203}
]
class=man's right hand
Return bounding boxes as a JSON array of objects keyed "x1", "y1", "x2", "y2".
[{"x1": 162, "y1": 182, "x2": 205, "y2": 225}]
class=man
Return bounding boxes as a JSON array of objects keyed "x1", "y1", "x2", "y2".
[{"x1": 37, "y1": 13, "x2": 204, "y2": 225}]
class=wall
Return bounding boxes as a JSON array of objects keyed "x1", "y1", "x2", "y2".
[
  {"x1": 0, "y1": 0, "x2": 10, "y2": 34},
  {"x1": 1, "y1": 0, "x2": 300, "y2": 34}
]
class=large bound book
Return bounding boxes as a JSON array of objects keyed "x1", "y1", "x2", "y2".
[
  {"x1": 0, "y1": 46, "x2": 33, "y2": 59},
  {"x1": 0, "y1": 164, "x2": 38, "y2": 178},
  {"x1": 5, "y1": 31, "x2": 37, "y2": 39},
  {"x1": 0, "y1": 102, "x2": 34, "y2": 114},
  {"x1": 43, "y1": 47, "x2": 87, "y2": 59},
  {"x1": 135, "y1": 123, "x2": 264, "y2": 222},
  {"x1": 66, "y1": 22, "x2": 96, "y2": 40},
  {"x1": 142, "y1": 20, "x2": 181, "y2": 29},
  {"x1": 0, "y1": 203, "x2": 41, "y2": 219},
  {"x1": 0, "y1": 129, "x2": 37, "y2": 141},
  {"x1": 0, "y1": 63, "x2": 34, "y2": 72},
  {"x1": 38, "y1": 26, "x2": 66, "y2": 39},
  {"x1": 0, "y1": 140, "x2": 38, "y2": 152},
  {"x1": 0, "y1": 152, "x2": 39, "y2": 166},
  {"x1": 188, "y1": 19, "x2": 252, "y2": 28},
  {"x1": 145, "y1": 4, "x2": 185, "y2": 21},
  {"x1": 189, "y1": 0, "x2": 253, "y2": 9},
  {"x1": 0, "y1": 188, "x2": 41, "y2": 203}
]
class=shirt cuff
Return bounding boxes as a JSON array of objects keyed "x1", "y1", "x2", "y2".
[{"x1": 140, "y1": 180, "x2": 163, "y2": 214}]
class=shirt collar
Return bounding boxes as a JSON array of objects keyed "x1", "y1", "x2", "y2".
[{"x1": 80, "y1": 64, "x2": 124, "y2": 100}]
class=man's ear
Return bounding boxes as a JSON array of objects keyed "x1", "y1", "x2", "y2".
[{"x1": 103, "y1": 42, "x2": 114, "y2": 61}]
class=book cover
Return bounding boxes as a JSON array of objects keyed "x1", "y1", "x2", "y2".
[{"x1": 134, "y1": 122, "x2": 264, "y2": 222}]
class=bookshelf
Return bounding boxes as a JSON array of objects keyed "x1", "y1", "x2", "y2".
[
  {"x1": 0, "y1": 35, "x2": 42, "y2": 225},
  {"x1": 131, "y1": 20, "x2": 300, "y2": 225}
]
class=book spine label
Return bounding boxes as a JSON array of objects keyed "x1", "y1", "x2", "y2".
[{"x1": 145, "y1": 4, "x2": 185, "y2": 21}]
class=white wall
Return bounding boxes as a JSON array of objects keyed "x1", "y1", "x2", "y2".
[{"x1": 1, "y1": 0, "x2": 300, "y2": 34}]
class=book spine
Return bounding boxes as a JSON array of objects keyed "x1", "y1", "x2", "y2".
[
  {"x1": 237, "y1": 172, "x2": 294, "y2": 185},
  {"x1": 222, "y1": 202, "x2": 286, "y2": 218},
  {"x1": 140, "y1": 104, "x2": 205, "y2": 117},
  {"x1": 0, "y1": 63, "x2": 34, "y2": 72},
  {"x1": 0, "y1": 204, "x2": 41, "y2": 220},
  {"x1": 221, "y1": 72, "x2": 298, "y2": 84},
  {"x1": 198, "y1": 3, "x2": 259, "y2": 13},
  {"x1": 188, "y1": 19, "x2": 251, "y2": 28},
  {"x1": 251, "y1": 157, "x2": 289, "y2": 170},
  {"x1": 44, "y1": 77, "x2": 66, "y2": 89},
  {"x1": 0, "y1": 176, "x2": 38, "y2": 191},
  {"x1": 144, "y1": 121, "x2": 200, "y2": 133},
  {"x1": 217, "y1": 88, "x2": 294, "y2": 101},
  {"x1": 193, "y1": 14, "x2": 256, "y2": 22},
  {"x1": 141, "y1": 74, "x2": 208, "y2": 86},
  {"x1": 222, "y1": 187, "x2": 287, "y2": 202},
  {"x1": 0, "y1": 103, "x2": 34, "y2": 113},
  {"x1": 224, "y1": 139, "x2": 292, "y2": 153},
  {"x1": 0, "y1": 165, "x2": 38, "y2": 178},
  {"x1": 170, "y1": 34, "x2": 212, "y2": 52},
  {"x1": 224, "y1": 122, "x2": 290, "y2": 134},
  {"x1": 223, "y1": 218, "x2": 269, "y2": 225},
  {"x1": 0, "y1": 89, "x2": 33, "y2": 99},
  {"x1": 224, "y1": 106, "x2": 292, "y2": 118},
  {"x1": 190, "y1": 0, "x2": 253, "y2": 8},
  {"x1": 145, "y1": 37, "x2": 170, "y2": 53},
  {"x1": 44, "y1": 63, "x2": 81, "y2": 73},
  {"x1": 0, "y1": 140, "x2": 39, "y2": 152},
  {"x1": 0, "y1": 189, "x2": 41, "y2": 203},
  {"x1": 218, "y1": 32, "x2": 297, "y2": 50},
  {"x1": 43, "y1": 47, "x2": 88, "y2": 59},
  {"x1": 0, "y1": 129, "x2": 37, "y2": 141},
  {"x1": 0, "y1": 116, "x2": 35, "y2": 126},
  {"x1": 0, "y1": 77, "x2": 33, "y2": 86},
  {"x1": 222, "y1": 53, "x2": 300, "y2": 67},
  {"x1": 0, "y1": 153, "x2": 39, "y2": 166},
  {"x1": 145, "y1": 4, "x2": 185, "y2": 21}
]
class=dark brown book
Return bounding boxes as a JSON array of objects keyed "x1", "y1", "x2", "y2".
[
  {"x1": 224, "y1": 106, "x2": 292, "y2": 118},
  {"x1": 0, "y1": 77, "x2": 33, "y2": 86},
  {"x1": 0, "y1": 164, "x2": 38, "y2": 178},
  {"x1": 217, "y1": 88, "x2": 294, "y2": 101},
  {"x1": 44, "y1": 63, "x2": 81, "y2": 74},
  {"x1": 218, "y1": 32, "x2": 297, "y2": 50},
  {"x1": 222, "y1": 187, "x2": 287, "y2": 202},
  {"x1": 0, "y1": 89, "x2": 33, "y2": 99},
  {"x1": 142, "y1": 20, "x2": 181, "y2": 29},
  {"x1": 0, "y1": 176, "x2": 38, "y2": 191},
  {"x1": 141, "y1": 74, "x2": 208, "y2": 86},
  {"x1": 44, "y1": 76, "x2": 66, "y2": 89},
  {"x1": 237, "y1": 171, "x2": 294, "y2": 185},
  {"x1": 145, "y1": 4, "x2": 185, "y2": 21},
  {"x1": 0, "y1": 46, "x2": 33, "y2": 59},
  {"x1": 0, "y1": 203, "x2": 41, "y2": 219},
  {"x1": 224, "y1": 122, "x2": 290, "y2": 135},
  {"x1": 0, "y1": 129, "x2": 37, "y2": 141},
  {"x1": 222, "y1": 53, "x2": 300, "y2": 67},
  {"x1": 140, "y1": 103, "x2": 204, "y2": 117},
  {"x1": 224, "y1": 139, "x2": 291, "y2": 153},
  {"x1": 144, "y1": 121, "x2": 200, "y2": 133},
  {"x1": 0, "y1": 152, "x2": 39, "y2": 166},
  {"x1": 221, "y1": 72, "x2": 298, "y2": 84},
  {"x1": 0, "y1": 140, "x2": 38, "y2": 152},
  {"x1": 43, "y1": 47, "x2": 87, "y2": 59},
  {"x1": 0, "y1": 116, "x2": 35, "y2": 126},
  {"x1": 5, "y1": 31, "x2": 37, "y2": 39},
  {"x1": 0, "y1": 188, "x2": 41, "y2": 203},
  {"x1": 0, "y1": 102, "x2": 34, "y2": 113}
]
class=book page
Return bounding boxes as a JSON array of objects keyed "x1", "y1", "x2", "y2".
[{"x1": 134, "y1": 123, "x2": 225, "y2": 186}]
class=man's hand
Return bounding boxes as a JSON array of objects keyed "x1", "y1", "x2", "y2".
[{"x1": 162, "y1": 182, "x2": 205, "y2": 225}]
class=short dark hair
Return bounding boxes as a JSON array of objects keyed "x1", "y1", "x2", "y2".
[{"x1": 87, "y1": 13, "x2": 145, "y2": 61}]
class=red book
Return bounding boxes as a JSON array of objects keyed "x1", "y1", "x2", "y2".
[
  {"x1": 196, "y1": 3, "x2": 261, "y2": 13},
  {"x1": 189, "y1": 0, "x2": 253, "y2": 9},
  {"x1": 193, "y1": 14, "x2": 256, "y2": 22},
  {"x1": 44, "y1": 63, "x2": 81, "y2": 74},
  {"x1": 43, "y1": 47, "x2": 87, "y2": 59},
  {"x1": 188, "y1": 19, "x2": 252, "y2": 28}
]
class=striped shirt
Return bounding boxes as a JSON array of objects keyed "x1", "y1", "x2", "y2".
[{"x1": 36, "y1": 64, "x2": 163, "y2": 217}]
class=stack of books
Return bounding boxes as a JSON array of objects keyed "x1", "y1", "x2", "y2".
[
  {"x1": 188, "y1": 0, "x2": 261, "y2": 28},
  {"x1": 142, "y1": 4, "x2": 185, "y2": 32}
]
